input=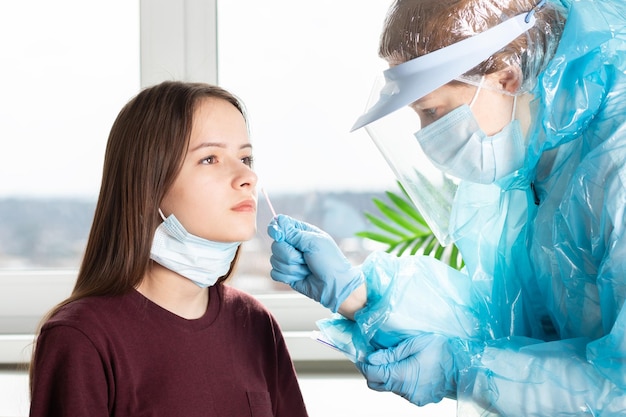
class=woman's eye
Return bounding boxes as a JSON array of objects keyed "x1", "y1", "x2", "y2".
[
  {"x1": 201, "y1": 155, "x2": 217, "y2": 165},
  {"x1": 242, "y1": 155, "x2": 254, "y2": 168}
]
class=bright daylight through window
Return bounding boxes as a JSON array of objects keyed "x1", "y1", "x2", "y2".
[
  {"x1": 0, "y1": 2, "x2": 139, "y2": 269},
  {"x1": 217, "y1": 0, "x2": 395, "y2": 295}
]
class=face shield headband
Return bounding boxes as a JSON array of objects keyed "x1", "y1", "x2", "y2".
[{"x1": 351, "y1": 9, "x2": 540, "y2": 132}]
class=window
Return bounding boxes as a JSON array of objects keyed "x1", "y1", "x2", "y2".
[
  {"x1": 0, "y1": 0, "x2": 140, "y2": 359},
  {"x1": 0, "y1": 0, "x2": 397, "y2": 361},
  {"x1": 217, "y1": 0, "x2": 397, "y2": 295},
  {"x1": 0, "y1": 0, "x2": 140, "y2": 268}
]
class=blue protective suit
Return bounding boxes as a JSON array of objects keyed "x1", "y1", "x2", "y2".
[{"x1": 318, "y1": 0, "x2": 626, "y2": 414}]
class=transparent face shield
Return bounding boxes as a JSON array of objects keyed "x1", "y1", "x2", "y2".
[
  {"x1": 364, "y1": 80, "x2": 460, "y2": 246},
  {"x1": 354, "y1": 12, "x2": 538, "y2": 246}
]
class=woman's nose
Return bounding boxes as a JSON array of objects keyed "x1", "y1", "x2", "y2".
[{"x1": 235, "y1": 164, "x2": 258, "y2": 188}]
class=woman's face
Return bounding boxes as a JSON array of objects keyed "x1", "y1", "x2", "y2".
[{"x1": 161, "y1": 97, "x2": 257, "y2": 243}]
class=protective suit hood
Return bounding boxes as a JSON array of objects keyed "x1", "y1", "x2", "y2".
[{"x1": 526, "y1": 0, "x2": 618, "y2": 172}]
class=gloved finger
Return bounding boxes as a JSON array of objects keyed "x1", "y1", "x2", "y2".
[
  {"x1": 355, "y1": 361, "x2": 389, "y2": 388},
  {"x1": 274, "y1": 215, "x2": 331, "y2": 252},
  {"x1": 366, "y1": 380, "x2": 388, "y2": 393},
  {"x1": 269, "y1": 243, "x2": 310, "y2": 284},
  {"x1": 366, "y1": 334, "x2": 432, "y2": 365},
  {"x1": 276, "y1": 214, "x2": 324, "y2": 233},
  {"x1": 269, "y1": 254, "x2": 310, "y2": 277},
  {"x1": 355, "y1": 361, "x2": 386, "y2": 392},
  {"x1": 269, "y1": 262, "x2": 310, "y2": 284},
  {"x1": 359, "y1": 358, "x2": 424, "y2": 404},
  {"x1": 268, "y1": 214, "x2": 323, "y2": 242},
  {"x1": 289, "y1": 277, "x2": 325, "y2": 302},
  {"x1": 267, "y1": 217, "x2": 283, "y2": 241},
  {"x1": 270, "y1": 240, "x2": 305, "y2": 265},
  {"x1": 270, "y1": 267, "x2": 310, "y2": 286}
]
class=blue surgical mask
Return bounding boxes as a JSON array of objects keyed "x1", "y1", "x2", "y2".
[
  {"x1": 150, "y1": 211, "x2": 240, "y2": 288},
  {"x1": 414, "y1": 86, "x2": 525, "y2": 184}
]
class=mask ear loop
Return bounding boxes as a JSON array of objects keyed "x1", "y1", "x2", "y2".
[
  {"x1": 158, "y1": 209, "x2": 167, "y2": 221},
  {"x1": 469, "y1": 76, "x2": 485, "y2": 109},
  {"x1": 510, "y1": 95, "x2": 518, "y2": 122}
]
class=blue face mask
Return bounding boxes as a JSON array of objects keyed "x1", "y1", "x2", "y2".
[
  {"x1": 414, "y1": 88, "x2": 526, "y2": 184},
  {"x1": 150, "y1": 211, "x2": 240, "y2": 288}
]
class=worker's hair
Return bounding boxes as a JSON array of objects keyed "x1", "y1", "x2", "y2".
[{"x1": 379, "y1": 0, "x2": 567, "y2": 93}]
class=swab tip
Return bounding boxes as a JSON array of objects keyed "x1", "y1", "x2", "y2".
[{"x1": 261, "y1": 187, "x2": 278, "y2": 219}]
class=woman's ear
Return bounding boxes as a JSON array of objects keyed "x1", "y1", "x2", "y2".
[{"x1": 486, "y1": 65, "x2": 522, "y2": 94}]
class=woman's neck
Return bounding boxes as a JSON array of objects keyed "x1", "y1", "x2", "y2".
[{"x1": 136, "y1": 262, "x2": 210, "y2": 319}]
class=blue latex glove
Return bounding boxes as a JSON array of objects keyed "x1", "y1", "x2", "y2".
[
  {"x1": 355, "y1": 333, "x2": 458, "y2": 406},
  {"x1": 267, "y1": 214, "x2": 364, "y2": 313}
]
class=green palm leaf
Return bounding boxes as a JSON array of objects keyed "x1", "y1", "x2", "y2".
[
  {"x1": 357, "y1": 181, "x2": 464, "y2": 270},
  {"x1": 386, "y1": 190, "x2": 428, "y2": 228},
  {"x1": 362, "y1": 212, "x2": 408, "y2": 238}
]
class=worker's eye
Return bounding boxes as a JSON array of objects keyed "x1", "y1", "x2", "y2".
[{"x1": 423, "y1": 108, "x2": 437, "y2": 118}]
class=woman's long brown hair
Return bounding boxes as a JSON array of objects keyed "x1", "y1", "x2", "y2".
[{"x1": 28, "y1": 81, "x2": 247, "y2": 394}]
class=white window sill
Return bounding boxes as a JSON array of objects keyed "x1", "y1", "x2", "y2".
[{"x1": 0, "y1": 270, "x2": 346, "y2": 364}]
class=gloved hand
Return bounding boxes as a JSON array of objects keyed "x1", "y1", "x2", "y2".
[
  {"x1": 267, "y1": 214, "x2": 364, "y2": 312},
  {"x1": 355, "y1": 333, "x2": 457, "y2": 406}
]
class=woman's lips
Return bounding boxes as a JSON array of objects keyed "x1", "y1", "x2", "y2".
[{"x1": 231, "y1": 199, "x2": 256, "y2": 212}]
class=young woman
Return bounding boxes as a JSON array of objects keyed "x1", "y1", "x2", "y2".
[{"x1": 29, "y1": 81, "x2": 309, "y2": 417}]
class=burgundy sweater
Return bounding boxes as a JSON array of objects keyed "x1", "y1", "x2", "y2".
[{"x1": 29, "y1": 285, "x2": 309, "y2": 417}]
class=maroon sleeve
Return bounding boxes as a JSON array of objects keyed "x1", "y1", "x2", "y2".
[
  {"x1": 270, "y1": 317, "x2": 309, "y2": 417},
  {"x1": 29, "y1": 325, "x2": 110, "y2": 417}
]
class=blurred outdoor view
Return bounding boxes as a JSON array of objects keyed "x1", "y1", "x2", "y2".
[{"x1": 0, "y1": 192, "x2": 388, "y2": 294}]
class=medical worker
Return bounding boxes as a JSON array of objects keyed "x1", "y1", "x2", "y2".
[{"x1": 267, "y1": 0, "x2": 626, "y2": 415}]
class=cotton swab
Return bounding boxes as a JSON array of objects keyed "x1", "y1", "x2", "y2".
[{"x1": 261, "y1": 187, "x2": 278, "y2": 219}]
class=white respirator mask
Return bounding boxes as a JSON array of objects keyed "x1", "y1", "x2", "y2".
[
  {"x1": 414, "y1": 81, "x2": 525, "y2": 184},
  {"x1": 150, "y1": 210, "x2": 239, "y2": 288}
]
